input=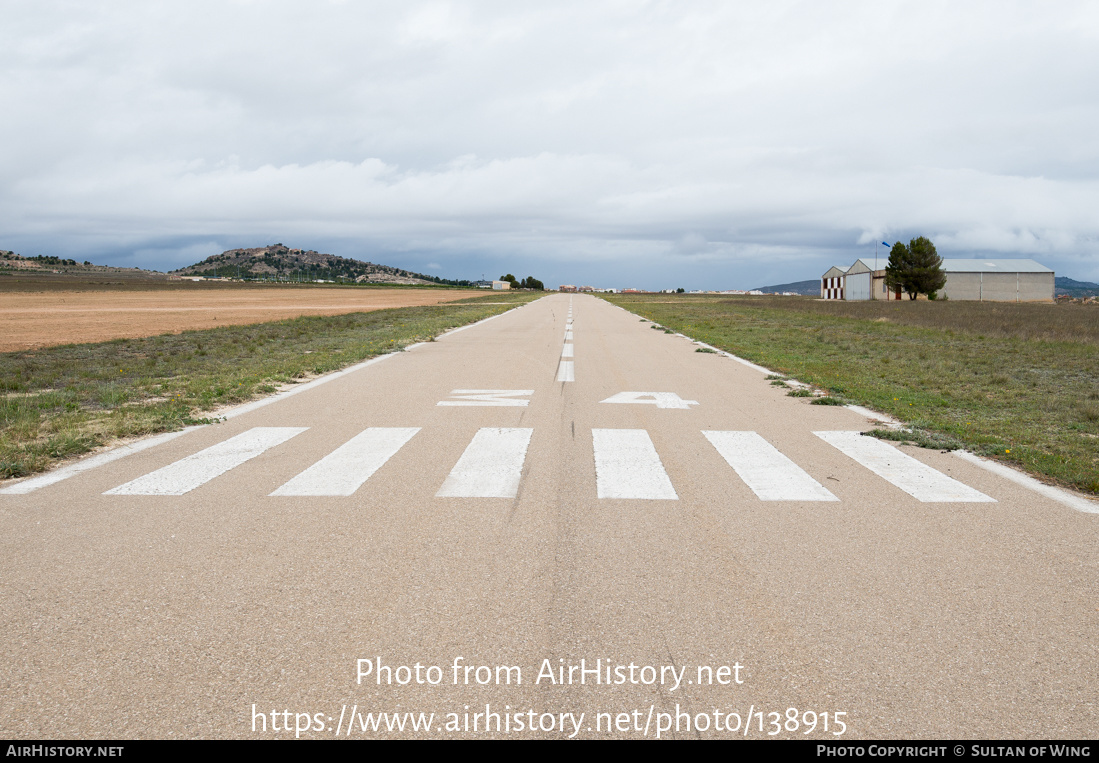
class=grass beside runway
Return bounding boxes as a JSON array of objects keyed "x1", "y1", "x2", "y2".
[
  {"x1": 601, "y1": 294, "x2": 1099, "y2": 496},
  {"x1": 0, "y1": 290, "x2": 542, "y2": 480}
]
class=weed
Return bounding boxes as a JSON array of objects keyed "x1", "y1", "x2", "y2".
[
  {"x1": 695, "y1": 347, "x2": 717, "y2": 353},
  {"x1": 787, "y1": 389, "x2": 813, "y2": 398},
  {"x1": 865, "y1": 428, "x2": 962, "y2": 451},
  {"x1": 810, "y1": 397, "x2": 843, "y2": 405}
]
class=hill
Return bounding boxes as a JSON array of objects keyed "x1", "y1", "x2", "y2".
[
  {"x1": 1055, "y1": 276, "x2": 1099, "y2": 298},
  {"x1": 750, "y1": 278, "x2": 819, "y2": 296},
  {"x1": 0, "y1": 249, "x2": 165, "y2": 280},
  {"x1": 171, "y1": 244, "x2": 466, "y2": 286}
]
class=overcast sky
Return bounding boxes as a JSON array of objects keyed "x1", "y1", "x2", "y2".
[{"x1": 3, "y1": 1, "x2": 1098, "y2": 289}]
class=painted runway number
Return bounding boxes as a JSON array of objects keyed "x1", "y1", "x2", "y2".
[{"x1": 601, "y1": 391, "x2": 699, "y2": 410}]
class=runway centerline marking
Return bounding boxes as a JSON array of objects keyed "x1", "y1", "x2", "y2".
[
  {"x1": 561, "y1": 344, "x2": 574, "y2": 358},
  {"x1": 270, "y1": 427, "x2": 420, "y2": 496},
  {"x1": 815, "y1": 430, "x2": 996, "y2": 503},
  {"x1": 556, "y1": 360, "x2": 575, "y2": 382},
  {"x1": 703, "y1": 431, "x2": 838, "y2": 501},
  {"x1": 592, "y1": 429, "x2": 678, "y2": 500},
  {"x1": 105, "y1": 427, "x2": 307, "y2": 496},
  {"x1": 436, "y1": 428, "x2": 534, "y2": 498}
]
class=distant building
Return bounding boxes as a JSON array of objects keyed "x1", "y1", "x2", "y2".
[
  {"x1": 492, "y1": 280, "x2": 511, "y2": 290},
  {"x1": 559, "y1": 285, "x2": 577, "y2": 292},
  {"x1": 939, "y1": 259, "x2": 1054, "y2": 302},
  {"x1": 821, "y1": 266, "x2": 849, "y2": 300},
  {"x1": 820, "y1": 258, "x2": 1053, "y2": 302},
  {"x1": 842, "y1": 259, "x2": 900, "y2": 301}
]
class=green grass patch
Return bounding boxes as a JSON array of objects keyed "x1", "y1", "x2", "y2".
[
  {"x1": 865, "y1": 428, "x2": 963, "y2": 451},
  {"x1": 0, "y1": 295, "x2": 541, "y2": 479},
  {"x1": 601, "y1": 294, "x2": 1099, "y2": 496}
]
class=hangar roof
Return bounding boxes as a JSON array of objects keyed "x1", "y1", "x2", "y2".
[{"x1": 941, "y1": 259, "x2": 1053, "y2": 273}]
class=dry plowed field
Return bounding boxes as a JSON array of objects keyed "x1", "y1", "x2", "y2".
[{"x1": 1, "y1": 286, "x2": 472, "y2": 352}]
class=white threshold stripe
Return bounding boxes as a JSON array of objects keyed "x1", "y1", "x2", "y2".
[
  {"x1": 436, "y1": 428, "x2": 533, "y2": 498},
  {"x1": 593, "y1": 429, "x2": 678, "y2": 499},
  {"x1": 703, "y1": 431, "x2": 838, "y2": 501},
  {"x1": 557, "y1": 360, "x2": 575, "y2": 382},
  {"x1": 271, "y1": 427, "x2": 420, "y2": 496},
  {"x1": 954, "y1": 451, "x2": 1098, "y2": 514},
  {"x1": 564, "y1": 330, "x2": 573, "y2": 341},
  {"x1": 815, "y1": 431, "x2": 995, "y2": 503},
  {"x1": 0, "y1": 428, "x2": 197, "y2": 495},
  {"x1": 561, "y1": 344, "x2": 574, "y2": 358},
  {"x1": 105, "y1": 427, "x2": 307, "y2": 496}
]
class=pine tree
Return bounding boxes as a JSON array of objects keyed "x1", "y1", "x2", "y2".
[
  {"x1": 885, "y1": 241, "x2": 913, "y2": 298},
  {"x1": 907, "y1": 236, "x2": 947, "y2": 299},
  {"x1": 885, "y1": 237, "x2": 946, "y2": 299}
]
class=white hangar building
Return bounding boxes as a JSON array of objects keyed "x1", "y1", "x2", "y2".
[
  {"x1": 938, "y1": 259, "x2": 1054, "y2": 302},
  {"x1": 820, "y1": 258, "x2": 1054, "y2": 302}
]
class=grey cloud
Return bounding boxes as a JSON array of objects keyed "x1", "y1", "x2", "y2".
[{"x1": 2, "y1": 0, "x2": 1098, "y2": 287}]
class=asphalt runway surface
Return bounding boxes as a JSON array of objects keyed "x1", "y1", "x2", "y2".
[{"x1": 2, "y1": 294, "x2": 1096, "y2": 739}]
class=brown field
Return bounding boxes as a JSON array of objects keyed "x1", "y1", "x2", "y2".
[{"x1": 0, "y1": 279, "x2": 475, "y2": 352}]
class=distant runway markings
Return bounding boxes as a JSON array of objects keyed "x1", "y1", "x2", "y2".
[
  {"x1": 592, "y1": 429, "x2": 677, "y2": 500},
  {"x1": 815, "y1": 430, "x2": 995, "y2": 503},
  {"x1": 436, "y1": 427, "x2": 534, "y2": 498},
  {"x1": 561, "y1": 344, "x2": 574, "y2": 358},
  {"x1": 564, "y1": 330, "x2": 573, "y2": 341},
  {"x1": 703, "y1": 431, "x2": 837, "y2": 501},
  {"x1": 601, "y1": 391, "x2": 698, "y2": 410},
  {"x1": 105, "y1": 427, "x2": 307, "y2": 496},
  {"x1": 270, "y1": 427, "x2": 420, "y2": 496},
  {"x1": 437, "y1": 390, "x2": 534, "y2": 407}
]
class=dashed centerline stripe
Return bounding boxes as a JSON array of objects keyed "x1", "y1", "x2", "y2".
[
  {"x1": 556, "y1": 360, "x2": 575, "y2": 382},
  {"x1": 703, "y1": 431, "x2": 837, "y2": 501},
  {"x1": 436, "y1": 427, "x2": 534, "y2": 498},
  {"x1": 561, "y1": 344, "x2": 574, "y2": 358},
  {"x1": 270, "y1": 427, "x2": 420, "y2": 496},
  {"x1": 592, "y1": 429, "x2": 678, "y2": 500},
  {"x1": 815, "y1": 430, "x2": 996, "y2": 503},
  {"x1": 105, "y1": 427, "x2": 307, "y2": 496}
]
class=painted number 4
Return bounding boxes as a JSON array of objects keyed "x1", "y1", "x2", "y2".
[{"x1": 600, "y1": 392, "x2": 699, "y2": 409}]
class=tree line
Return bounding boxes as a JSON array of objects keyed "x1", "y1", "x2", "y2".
[{"x1": 500, "y1": 274, "x2": 544, "y2": 290}]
